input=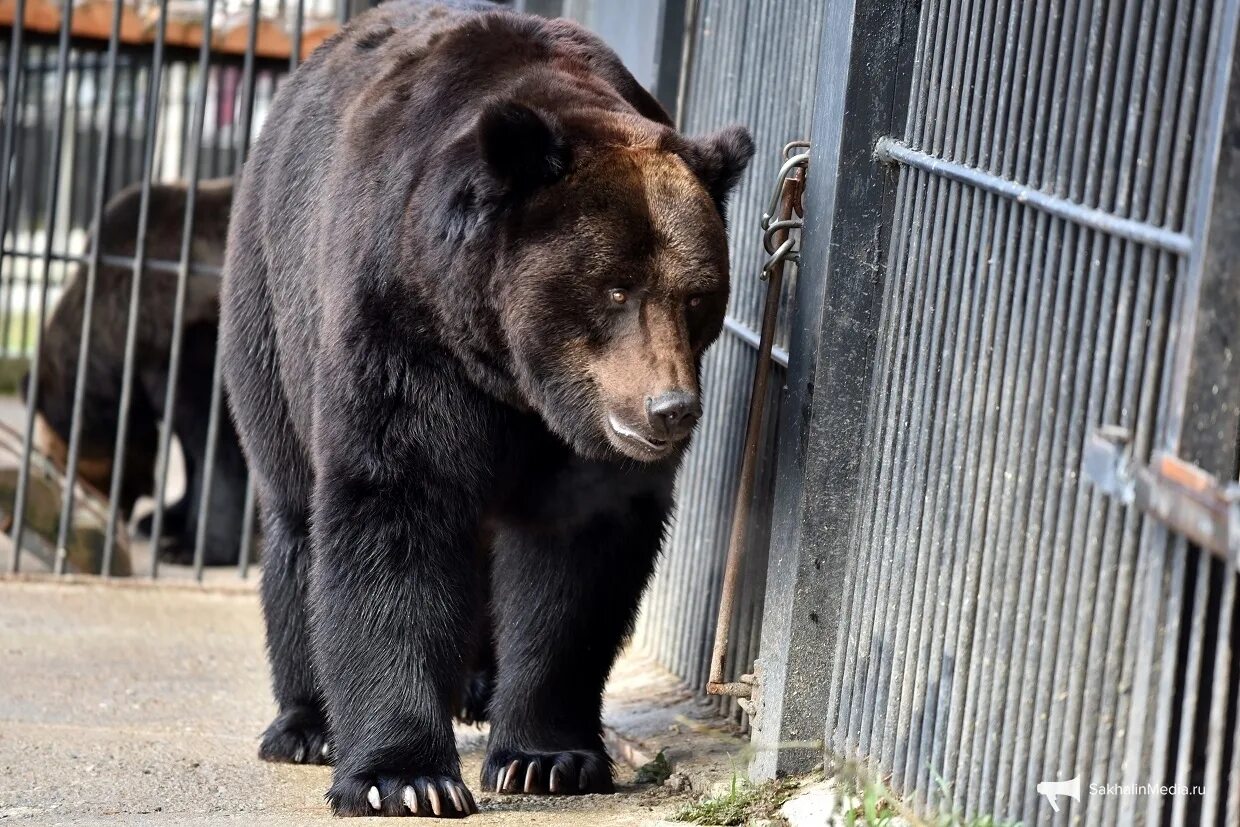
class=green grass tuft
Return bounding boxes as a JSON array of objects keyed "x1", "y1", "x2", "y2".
[{"x1": 671, "y1": 775, "x2": 798, "y2": 825}]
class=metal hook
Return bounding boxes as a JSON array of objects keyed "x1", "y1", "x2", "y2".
[
  {"x1": 760, "y1": 151, "x2": 810, "y2": 231},
  {"x1": 763, "y1": 218, "x2": 804, "y2": 255}
]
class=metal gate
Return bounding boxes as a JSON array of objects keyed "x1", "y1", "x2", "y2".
[{"x1": 751, "y1": 0, "x2": 1240, "y2": 825}]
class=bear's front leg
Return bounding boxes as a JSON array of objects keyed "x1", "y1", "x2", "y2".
[
  {"x1": 308, "y1": 351, "x2": 497, "y2": 818},
  {"x1": 483, "y1": 462, "x2": 672, "y2": 795}
]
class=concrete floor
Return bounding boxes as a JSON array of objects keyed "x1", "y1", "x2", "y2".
[{"x1": 0, "y1": 580, "x2": 744, "y2": 826}]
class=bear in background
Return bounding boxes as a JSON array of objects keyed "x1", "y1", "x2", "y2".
[
  {"x1": 222, "y1": 0, "x2": 752, "y2": 817},
  {"x1": 29, "y1": 179, "x2": 249, "y2": 567}
]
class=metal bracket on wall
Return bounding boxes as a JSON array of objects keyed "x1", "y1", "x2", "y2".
[
  {"x1": 1084, "y1": 425, "x2": 1240, "y2": 565},
  {"x1": 706, "y1": 141, "x2": 809, "y2": 712}
]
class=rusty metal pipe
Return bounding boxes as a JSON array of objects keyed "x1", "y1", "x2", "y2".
[{"x1": 706, "y1": 162, "x2": 805, "y2": 699}]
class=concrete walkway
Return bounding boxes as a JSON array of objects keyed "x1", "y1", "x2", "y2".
[{"x1": 0, "y1": 581, "x2": 744, "y2": 826}]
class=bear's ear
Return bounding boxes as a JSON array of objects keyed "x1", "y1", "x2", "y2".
[
  {"x1": 678, "y1": 125, "x2": 756, "y2": 220},
  {"x1": 477, "y1": 101, "x2": 571, "y2": 195}
]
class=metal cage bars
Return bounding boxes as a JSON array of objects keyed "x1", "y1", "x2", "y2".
[
  {"x1": 750, "y1": 0, "x2": 1240, "y2": 825},
  {"x1": 0, "y1": 2, "x2": 320, "y2": 579}
]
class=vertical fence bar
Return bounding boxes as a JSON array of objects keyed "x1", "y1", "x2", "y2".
[
  {"x1": 291, "y1": 0, "x2": 306, "y2": 70},
  {"x1": 101, "y1": 0, "x2": 172, "y2": 578},
  {"x1": 147, "y1": 0, "x2": 219, "y2": 579},
  {"x1": 193, "y1": 0, "x2": 265, "y2": 580},
  {"x1": 52, "y1": 0, "x2": 130, "y2": 573},
  {"x1": 10, "y1": 0, "x2": 78, "y2": 566},
  {"x1": 0, "y1": 0, "x2": 26, "y2": 381}
]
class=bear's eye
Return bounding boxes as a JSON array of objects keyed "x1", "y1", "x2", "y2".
[
  {"x1": 609, "y1": 288, "x2": 629, "y2": 305},
  {"x1": 687, "y1": 295, "x2": 704, "y2": 309}
]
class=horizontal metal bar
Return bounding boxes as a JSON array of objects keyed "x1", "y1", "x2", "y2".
[
  {"x1": 2, "y1": 247, "x2": 223, "y2": 278},
  {"x1": 875, "y1": 137, "x2": 1194, "y2": 256},
  {"x1": 724, "y1": 314, "x2": 790, "y2": 367}
]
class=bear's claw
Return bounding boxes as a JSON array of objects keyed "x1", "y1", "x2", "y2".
[
  {"x1": 484, "y1": 749, "x2": 613, "y2": 796},
  {"x1": 330, "y1": 775, "x2": 476, "y2": 817},
  {"x1": 258, "y1": 706, "x2": 332, "y2": 765}
]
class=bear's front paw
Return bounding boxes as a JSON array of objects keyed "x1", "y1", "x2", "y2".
[
  {"x1": 259, "y1": 706, "x2": 333, "y2": 765},
  {"x1": 328, "y1": 774, "x2": 478, "y2": 817},
  {"x1": 483, "y1": 749, "x2": 614, "y2": 795}
]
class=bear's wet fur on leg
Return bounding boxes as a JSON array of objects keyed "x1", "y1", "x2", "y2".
[{"x1": 220, "y1": 0, "x2": 752, "y2": 817}]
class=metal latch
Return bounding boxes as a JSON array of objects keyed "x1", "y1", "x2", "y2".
[{"x1": 1084, "y1": 426, "x2": 1240, "y2": 565}]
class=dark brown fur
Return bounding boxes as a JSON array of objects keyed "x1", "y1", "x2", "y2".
[{"x1": 221, "y1": 0, "x2": 752, "y2": 816}]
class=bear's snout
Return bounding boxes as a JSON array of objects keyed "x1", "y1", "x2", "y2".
[
  {"x1": 603, "y1": 388, "x2": 701, "y2": 461},
  {"x1": 645, "y1": 390, "x2": 701, "y2": 439}
]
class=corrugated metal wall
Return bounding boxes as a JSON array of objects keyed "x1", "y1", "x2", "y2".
[
  {"x1": 818, "y1": 0, "x2": 1240, "y2": 824},
  {"x1": 632, "y1": 0, "x2": 826, "y2": 720}
]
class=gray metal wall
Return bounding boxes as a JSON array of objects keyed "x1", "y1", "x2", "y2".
[
  {"x1": 752, "y1": 0, "x2": 1240, "y2": 825},
  {"x1": 632, "y1": 0, "x2": 826, "y2": 721}
]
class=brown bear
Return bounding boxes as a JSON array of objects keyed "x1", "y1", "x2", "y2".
[
  {"x1": 220, "y1": 0, "x2": 752, "y2": 817},
  {"x1": 29, "y1": 179, "x2": 249, "y2": 566}
]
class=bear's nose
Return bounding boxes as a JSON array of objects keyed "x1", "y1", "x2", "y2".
[{"x1": 646, "y1": 391, "x2": 702, "y2": 438}]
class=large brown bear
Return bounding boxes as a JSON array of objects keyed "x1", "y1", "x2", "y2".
[
  {"x1": 30, "y1": 180, "x2": 249, "y2": 566},
  {"x1": 220, "y1": 0, "x2": 752, "y2": 817}
]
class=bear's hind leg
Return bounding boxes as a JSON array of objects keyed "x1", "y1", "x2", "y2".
[
  {"x1": 220, "y1": 229, "x2": 328, "y2": 765},
  {"x1": 257, "y1": 500, "x2": 332, "y2": 765},
  {"x1": 483, "y1": 465, "x2": 671, "y2": 795}
]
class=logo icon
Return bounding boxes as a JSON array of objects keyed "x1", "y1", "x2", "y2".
[{"x1": 1036, "y1": 775, "x2": 1082, "y2": 812}]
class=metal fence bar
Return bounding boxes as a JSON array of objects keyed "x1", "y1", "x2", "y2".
[
  {"x1": 939, "y1": 2, "x2": 1033, "y2": 803},
  {"x1": 10, "y1": 0, "x2": 77, "y2": 568},
  {"x1": 52, "y1": 0, "x2": 128, "y2": 572},
  {"x1": 875, "y1": 139, "x2": 1194, "y2": 256},
  {"x1": 0, "y1": 44, "x2": 33, "y2": 362},
  {"x1": 237, "y1": 475, "x2": 257, "y2": 578},
  {"x1": 291, "y1": 0, "x2": 305, "y2": 69},
  {"x1": 1229, "y1": 690, "x2": 1240, "y2": 827},
  {"x1": 892, "y1": 0, "x2": 996, "y2": 793},
  {"x1": 872, "y1": 0, "x2": 971, "y2": 787},
  {"x1": 1168, "y1": 552, "x2": 1213, "y2": 827},
  {"x1": 101, "y1": 0, "x2": 172, "y2": 578},
  {"x1": 0, "y1": 0, "x2": 29, "y2": 360},
  {"x1": 668, "y1": 0, "x2": 751, "y2": 698},
  {"x1": 636, "y1": 0, "x2": 827, "y2": 725},
  {"x1": 990, "y1": 3, "x2": 1081, "y2": 816},
  {"x1": 1, "y1": 248, "x2": 223, "y2": 277},
  {"x1": 1081, "y1": 5, "x2": 1191, "y2": 822},
  {"x1": 147, "y1": 0, "x2": 218, "y2": 579},
  {"x1": 722, "y1": 315, "x2": 788, "y2": 367},
  {"x1": 1124, "y1": 1, "x2": 1240, "y2": 823},
  {"x1": 845, "y1": 165, "x2": 935, "y2": 759},
  {"x1": 191, "y1": 0, "x2": 263, "y2": 583},
  {"x1": 1041, "y1": 5, "x2": 1154, "y2": 820},
  {"x1": 957, "y1": 1, "x2": 1056, "y2": 813}
]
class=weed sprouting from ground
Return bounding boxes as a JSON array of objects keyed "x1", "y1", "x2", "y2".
[
  {"x1": 835, "y1": 760, "x2": 1023, "y2": 827},
  {"x1": 665, "y1": 738, "x2": 1020, "y2": 826},
  {"x1": 635, "y1": 749, "x2": 673, "y2": 785},
  {"x1": 671, "y1": 774, "x2": 797, "y2": 825}
]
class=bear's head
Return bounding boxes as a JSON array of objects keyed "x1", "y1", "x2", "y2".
[{"x1": 467, "y1": 101, "x2": 754, "y2": 463}]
